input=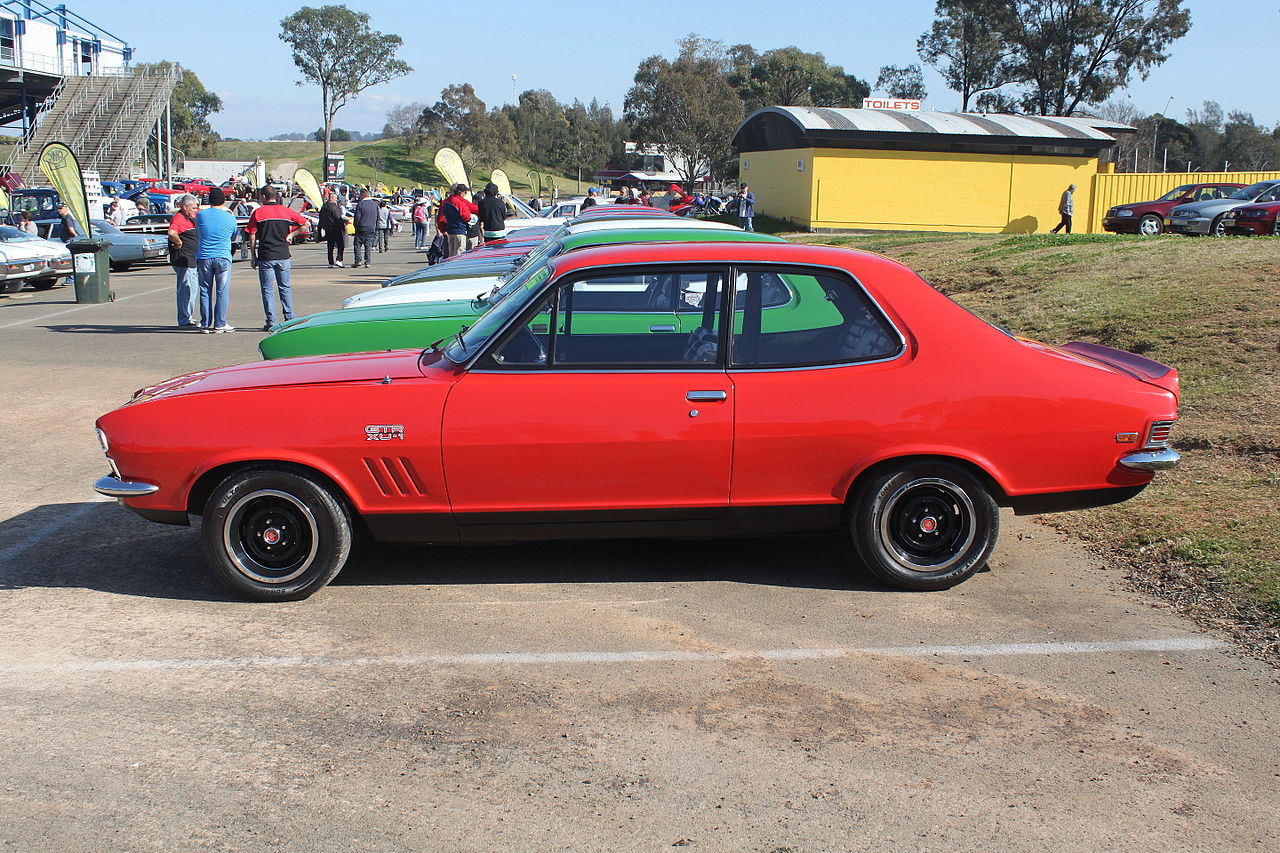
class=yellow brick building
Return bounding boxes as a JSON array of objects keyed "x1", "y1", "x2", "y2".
[{"x1": 733, "y1": 107, "x2": 1134, "y2": 234}]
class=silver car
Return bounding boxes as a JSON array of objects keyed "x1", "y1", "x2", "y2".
[{"x1": 1166, "y1": 179, "x2": 1280, "y2": 236}]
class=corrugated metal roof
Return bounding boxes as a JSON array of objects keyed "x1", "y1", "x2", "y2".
[{"x1": 754, "y1": 106, "x2": 1130, "y2": 142}]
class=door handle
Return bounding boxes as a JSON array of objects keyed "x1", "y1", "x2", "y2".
[
  {"x1": 650, "y1": 325, "x2": 677, "y2": 332},
  {"x1": 686, "y1": 390, "x2": 727, "y2": 402}
]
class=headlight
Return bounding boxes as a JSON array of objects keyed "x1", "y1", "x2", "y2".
[
  {"x1": 1173, "y1": 209, "x2": 1196, "y2": 217},
  {"x1": 1116, "y1": 209, "x2": 1134, "y2": 217},
  {"x1": 96, "y1": 428, "x2": 110, "y2": 453}
]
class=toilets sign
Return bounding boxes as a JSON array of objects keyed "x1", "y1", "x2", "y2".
[{"x1": 862, "y1": 98, "x2": 923, "y2": 111}]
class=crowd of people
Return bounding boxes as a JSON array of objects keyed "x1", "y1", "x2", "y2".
[
  {"x1": 167, "y1": 185, "x2": 307, "y2": 333},
  {"x1": 158, "y1": 177, "x2": 754, "y2": 332}
]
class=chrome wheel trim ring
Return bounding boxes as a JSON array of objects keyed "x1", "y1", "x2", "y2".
[
  {"x1": 223, "y1": 488, "x2": 320, "y2": 585},
  {"x1": 878, "y1": 477, "x2": 977, "y2": 574}
]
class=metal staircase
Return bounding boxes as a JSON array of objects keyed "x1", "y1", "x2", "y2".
[{"x1": 4, "y1": 64, "x2": 181, "y2": 182}]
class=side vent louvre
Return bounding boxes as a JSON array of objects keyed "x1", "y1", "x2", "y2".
[{"x1": 363, "y1": 457, "x2": 427, "y2": 496}]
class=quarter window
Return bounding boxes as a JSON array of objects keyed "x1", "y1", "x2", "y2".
[{"x1": 730, "y1": 268, "x2": 899, "y2": 367}]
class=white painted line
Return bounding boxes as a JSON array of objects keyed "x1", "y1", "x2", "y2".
[
  {"x1": 0, "y1": 497, "x2": 113, "y2": 566},
  {"x1": 0, "y1": 285, "x2": 172, "y2": 330},
  {"x1": 0, "y1": 637, "x2": 1227, "y2": 676}
]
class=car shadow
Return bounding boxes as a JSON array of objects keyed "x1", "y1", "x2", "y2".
[{"x1": 0, "y1": 500, "x2": 891, "y2": 601}]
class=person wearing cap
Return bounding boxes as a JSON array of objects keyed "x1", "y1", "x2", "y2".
[
  {"x1": 478, "y1": 182, "x2": 507, "y2": 242},
  {"x1": 581, "y1": 187, "x2": 599, "y2": 209},
  {"x1": 351, "y1": 189, "x2": 380, "y2": 267},
  {"x1": 194, "y1": 186, "x2": 238, "y2": 333},
  {"x1": 57, "y1": 203, "x2": 80, "y2": 241},
  {"x1": 441, "y1": 184, "x2": 478, "y2": 258}
]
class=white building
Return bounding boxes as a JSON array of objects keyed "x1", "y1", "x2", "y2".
[{"x1": 0, "y1": 1, "x2": 129, "y2": 78}]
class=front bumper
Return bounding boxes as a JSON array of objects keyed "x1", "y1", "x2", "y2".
[
  {"x1": 1102, "y1": 217, "x2": 1140, "y2": 234},
  {"x1": 1119, "y1": 448, "x2": 1181, "y2": 472},
  {"x1": 1165, "y1": 217, "x2": 1212, "y2": 235},
  {"x1": 1221, "y1": 217, "x2": 1271, "y2": 236}
]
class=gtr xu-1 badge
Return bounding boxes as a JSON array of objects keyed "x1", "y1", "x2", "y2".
[{"x1": 364, "y1": 424, "x2": 405, "y2": 441}]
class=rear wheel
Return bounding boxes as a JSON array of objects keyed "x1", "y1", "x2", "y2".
[
  {"x1": 1137, "y1": 214, "x2": 1163, "y2": 236},
  {"x1": 851, "y1": 461, "x2": 999, "y2": 590},
  {"x1": 201, "y1": 468, "x2": 352, "y2": 601}
]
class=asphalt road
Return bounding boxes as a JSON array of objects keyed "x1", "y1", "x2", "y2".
[{"x1": 1, "y1": 234, "x2": 1277, "y2": 852}]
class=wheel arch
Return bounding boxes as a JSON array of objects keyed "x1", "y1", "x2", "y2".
[
  {"x1": 840, "y1": 452, "x2": 1011, "y2": 512},
  {"x1": 185, "y1": 457, "x2": 358, "y2": 518}
]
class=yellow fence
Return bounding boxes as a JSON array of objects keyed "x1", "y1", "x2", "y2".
[{"x1": 1087, "y1": 171, "x2": 1280, "y2": 233}]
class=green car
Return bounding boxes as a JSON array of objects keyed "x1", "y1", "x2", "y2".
[{"x1": 260, "y1": 229, "x2": 786, "y2": 360}]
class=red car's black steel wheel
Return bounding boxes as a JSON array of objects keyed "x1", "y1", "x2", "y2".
[
  {"x1": 852, "y1": 461, "x2": 999, "y2": 590},
  {"x1": 202, "y1": 468, "x2": 352, "y2": 601}
]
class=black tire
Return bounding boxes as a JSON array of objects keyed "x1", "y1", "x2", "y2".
[
  {"x1": 851, "y1": 461, "x2": 999, "y2": 591},
  {"x1": 201, "y1": 468, "x2": 352, "y2": 601},
  {"x1": 1, "y1": 280, "x2": 22, "y2": 294},
  {"x1": 1209, "y1": 215, "x2": 1227, "y2": 237},
  {"x1": 30, "y1": 277, "x2": 59, "y2": 290},
  {"x1": 1137, "y1": 214, "x2": 1163, "y2": 236}
]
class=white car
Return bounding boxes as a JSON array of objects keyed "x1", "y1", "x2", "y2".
[
  {"x1": 340, "y1": 216, "x2": 741, "y2": 310},
  {"x1": 0, "y1": 225, "x2": 72, "y2": 292},
  {"x1": 544, "y1": 197, "x2": 614, "y2": 218}
]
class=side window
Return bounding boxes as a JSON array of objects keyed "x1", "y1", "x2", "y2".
[
  {"x1": 1196, "y1": 187, "x2": 1218, "y2": 201},
  {"x1": 492, "y1": 269, "x2": 726, "y2": 367},
  {"x1": 730, "y1": 268, "x2": 900, "y2": 368},
  {"x1": 1258, "y1": 187, "x2": 1280, "y2": 203}
]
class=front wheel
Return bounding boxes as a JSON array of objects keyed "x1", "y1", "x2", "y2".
[
  {"x1": 1210, "y1": 215, "x2": 1227, "y2": 237},
  {"x1": 851, "y1": 461, "x2": 999, "y2": 590},
  {"x1": 202, "y1": 468, "x2": 352, "y2": 601},
  {"x1": 1137, "y1": 214, "x2": 1163, "y2": 236},
  {"x1": 30, "y1": 277, "x2": 59, "y2": 290}
]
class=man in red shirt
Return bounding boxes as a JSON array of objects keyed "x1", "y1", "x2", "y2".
[
  {"x1": 166, "y1": 193, "x2": 201, "y2": 328},
  {"x1": 247, "y1": 186, "x2": 308, "y2": 331},
  {"x1": 441, "y1": 184, "x2": 478, "y2": 258}
]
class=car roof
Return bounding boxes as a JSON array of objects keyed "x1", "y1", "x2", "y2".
[
  {"x1": 547, "y1": 240, "x2": 895, "y2": 280},
  {"x1": 559, "y1": 228, "x2": 782, "y2": 251}
]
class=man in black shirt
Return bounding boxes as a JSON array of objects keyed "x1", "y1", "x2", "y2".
[{"x1": 478, "y1": 183, "x2": 508, "y2": 242}]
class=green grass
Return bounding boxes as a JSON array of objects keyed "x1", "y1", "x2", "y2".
[
  {"x1": 212, "y1": 138, "x2": 581, "y2": 196},
  {"x1": 804, "y1": 230, "x2": 1280, "y2": 622}
]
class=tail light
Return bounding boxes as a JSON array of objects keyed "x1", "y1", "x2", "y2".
[{"x1": 1147, "y1": 420, "x2": 1175, "y2": 448}]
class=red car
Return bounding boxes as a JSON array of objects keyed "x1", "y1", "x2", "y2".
[
  {"x1": 1219, "y1": 200, "x2": 1280, "y2": 236},
  {"x1": 173, "y1": 178, "x2": 215, "y2": 196},
  {"x1": 1102, "y1": 182, "x2": 1244, "y2": 236},
  {"x1": 92, "y1": 241, "x2": 1180, "y2": 601}
]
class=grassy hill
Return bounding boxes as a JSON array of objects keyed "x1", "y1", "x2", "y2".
[
  {"x1": 212, "y1": 138, "x2": 584, "y2": 197},
  {"x1": 796, "y1": 230, "x2": 1280, "y2": 639}
]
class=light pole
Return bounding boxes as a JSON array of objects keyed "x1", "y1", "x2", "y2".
[
  {"x1": 511, "y1": 74, "x2": 517, "y2": 107},
  {"x1": 1153, "y1": 97, "x2": 1173, "y2": 171}
]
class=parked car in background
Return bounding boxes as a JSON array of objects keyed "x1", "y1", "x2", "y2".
[
  {"x1": 38, "y1": 219, "x2": 168, "y2": 271},
  {"x1": 1219, "y1": 199, "x2": 1280, "y2": 236},
  {"x1": 0, "y1": 225, "x2": 72, "y2": 292},
  {"x1": 544, "y1": 197, "x2": 615, "y2": 219},
  {"x1": 1102, "y1": 182, "x2": 1244, "y2": 236},
  {"x1": 1165, "y1": 180, "x2": 1280, "y2": 236},
  {"x1": 260, "y1": 228, "x2": 785, "y2": 359},
  {"x1": 171, "y1": 177, "x2": 215, "y2": 197},
  {"x1": 120, "y1": 213, "x2": 248, "y2": 257}
]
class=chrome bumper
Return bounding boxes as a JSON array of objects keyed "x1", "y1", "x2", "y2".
[
  {"x1": 93, "y1": 475, "x2": 160, "y2": 497},
  {"x1": 1119, "y1": 448, "x2": 1181, "y2": 472}
]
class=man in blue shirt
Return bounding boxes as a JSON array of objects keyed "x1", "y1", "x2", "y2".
[{"x1": 195, "y1": 187, "x2": 238, "y2": 332}]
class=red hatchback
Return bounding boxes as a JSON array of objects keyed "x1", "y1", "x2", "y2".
[
  {"x1": 1103, "y1": 182, "x2": 1244, "y2": 236},
  {"x1": 1220, "y1": 200, "x2": 1280, "y2": 236},
  {"x1": 92, "y1": 241, "x2": 1180, "y2": 600}
]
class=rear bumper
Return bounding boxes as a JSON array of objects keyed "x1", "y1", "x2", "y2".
[
  {"x1": 1119, "y1": 448, "x2": 1181, "y2": 472},
  {"x1": 94, "y1": 474, "x2": 159, "y2": 497}
]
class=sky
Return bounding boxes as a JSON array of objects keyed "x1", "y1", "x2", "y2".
[{"x1": 69, "y1": 0, "x2": 1272, "y2": 140}]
